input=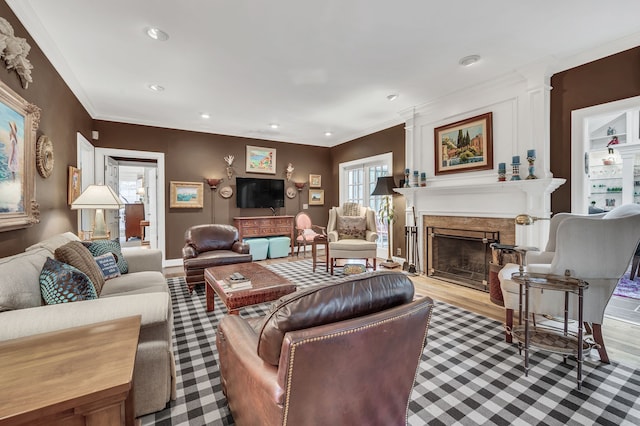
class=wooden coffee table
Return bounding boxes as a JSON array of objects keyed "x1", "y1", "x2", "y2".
[{"x1": 205, "y1": 262, "x2": 296, "y2": 314}]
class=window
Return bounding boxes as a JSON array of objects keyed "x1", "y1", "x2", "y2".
[{"x1": 339, "y1": 153, "x2": 393, "y2": 258}]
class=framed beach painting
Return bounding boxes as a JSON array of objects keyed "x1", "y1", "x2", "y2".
[
  {"x1": 434, "y1": 112, "x2": 493, "y2": 175},
  {"x1": 0, "y1": 78, "x2": 40, "y2": 232},
  {"x1": 170, "y1": 181, "x2": 204, "y2": 208},
  {"x1": 246, "y1": 145, "x2": 276, "y2": 174}
]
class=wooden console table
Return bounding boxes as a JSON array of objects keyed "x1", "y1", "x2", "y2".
[
  {"x1": 234, "y1": 215, "x2": 294, "y2": 255},
  {"x1": 0, "y1": 316, "x2": 141, "y2": 426}
]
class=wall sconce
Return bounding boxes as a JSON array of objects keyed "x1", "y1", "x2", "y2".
[
  {"x1": 206, "y1": 178, "x2": 223, "y2": 191},
  {"x1": 224, "y1": 155, "x2": 234, "y2": 181},
  {"x1": 286, "y1": 163, "x2": 294, "y2": 182}
]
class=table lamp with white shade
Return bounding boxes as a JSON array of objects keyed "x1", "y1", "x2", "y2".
[{"x1": 71, "y1": 184, "x2": 123, "y2": 239}]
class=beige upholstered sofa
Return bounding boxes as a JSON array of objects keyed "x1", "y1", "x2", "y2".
[{"x1": 0, "y1": 232, "x2": 176, "y2": 417}]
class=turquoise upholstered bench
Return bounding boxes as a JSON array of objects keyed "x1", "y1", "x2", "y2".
[
  {"x1": 268, "y1": 236, "x2": 291, "y2": 259},
  {"x1": 244, "y1": 238, "x2": 269, "y2": 261}
]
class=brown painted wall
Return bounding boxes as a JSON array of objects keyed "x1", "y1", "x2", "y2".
[
  {"x1": 93, "y1": 121, "x2": 332, "y2": 259},
  {"x1": 3, "y1": 0, "x2": 637, "y2": 260},
  {"x1": 0, "y1": 3, "x2": 93, "y2": 258},
  {"x1": 550, "y1": 46, "x2": 640, "y2": 212},
  {"x1": 329, "y1": 124, "x2": 406, "y2": 257}
]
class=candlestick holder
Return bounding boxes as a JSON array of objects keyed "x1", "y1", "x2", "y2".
[
  {"x1": 526, "y1": 156, "x2": 538, "y2": 179},
  {"x1": 510, "y1": 163, "x2": 521, "y2": 181}
]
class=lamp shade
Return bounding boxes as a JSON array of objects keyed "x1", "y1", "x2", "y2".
[
  {"x1": 371, "y1": 176, "x2": 397, "y2": 196},
  {"x1": 71, "y1": 184, "x2": 124, "y2": 210}
]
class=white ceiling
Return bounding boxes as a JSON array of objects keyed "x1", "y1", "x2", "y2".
[{"x1": 7, "y1": 1, "x2": 640, "y2": 147}]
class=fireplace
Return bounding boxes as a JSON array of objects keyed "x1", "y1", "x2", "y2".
[
  {"x1": 421, "y1": 215, "x2": 515, "y2": 291},
  {"x1": 395, "y1": 179, "x2": 566, "y2": 292},
  {"x1": 426, "y1": 226, "x2": 499, "y2": 291}
]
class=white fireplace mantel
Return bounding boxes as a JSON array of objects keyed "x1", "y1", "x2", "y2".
[
  {"x1": 394, "y1": 177, "x2": 565, "y2": 199},
  {"x1": 395, "y1": 177, "x2": 566, "y2": 259},
  {"x1": 395, "y1": 177, "x2": 565, "y2": 218}
]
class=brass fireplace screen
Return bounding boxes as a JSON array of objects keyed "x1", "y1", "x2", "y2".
[{"x1": 426, "y1": 226, "x2": 499, "y2": 292}]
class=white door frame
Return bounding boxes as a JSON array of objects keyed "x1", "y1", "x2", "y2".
[
  {"x1": 571, "y1": 95, "x2": 640, "y2": 214},
  {"x1": 95, "y1": 148, "x2": 166, "y2": 264},
  {"x1": 76, "y1": 133, "x2": 94, "y2": 233}
]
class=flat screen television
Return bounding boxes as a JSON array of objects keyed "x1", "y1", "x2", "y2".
[{"x1": 236, "y1": 177, "x2": 285, "y2": 209}]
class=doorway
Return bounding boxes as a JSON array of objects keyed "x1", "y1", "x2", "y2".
[
  {"x1": 117, "y1": 161, "x2": 158, "y2": 248},
  {"x1": 571, "y1": 96, "x2": 640, "y2": 326},
  {"x1": 95, "y1": 147, "x2": 166, "y2": 263}
]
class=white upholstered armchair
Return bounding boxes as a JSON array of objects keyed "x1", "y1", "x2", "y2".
[
  {"x1": 498, "y1": 204, "x2": 640, "y2": 363},
  {"x1": 327, "y1": 205, "x2": 378, "y2": 275}
]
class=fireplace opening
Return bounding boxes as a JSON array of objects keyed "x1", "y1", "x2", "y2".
[{"x1": 426, "y1": 226, "x2": 499, "y2": 292}]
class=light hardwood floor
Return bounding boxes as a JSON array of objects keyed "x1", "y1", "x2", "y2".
[{"x1": 165, "y1": 255, "x2": 640, "y2": 369}]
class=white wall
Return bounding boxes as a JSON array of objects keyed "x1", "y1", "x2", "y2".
[{"x1": 397, "y1": 69, "x2": 565, "y2": 260}]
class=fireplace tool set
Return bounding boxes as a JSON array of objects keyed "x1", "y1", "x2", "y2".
[{"x1": 404, "y1": 206, "x2": 420, "y2": 275}]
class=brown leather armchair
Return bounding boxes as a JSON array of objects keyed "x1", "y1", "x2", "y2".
[
  {"x1": 182, "y1": 224, "x2": 252, "y2": 292},
  {"x1": 216, "y1": 270, "x2": 434, "y2": 426}
]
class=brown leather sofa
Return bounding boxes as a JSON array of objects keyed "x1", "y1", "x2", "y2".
[
  {"x1": 216, "y1": 270, "x2": 434, "y2": 425},
  {"x1": 182, "y1": 224, "x2": 252, "y2": 292}
]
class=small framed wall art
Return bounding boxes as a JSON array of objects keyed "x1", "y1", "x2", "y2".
[
  {"x1": 309, "y1": 174, "x2": 321, "y2": 188},
  {"x1": 309, "y1": 189, "x2": 324, "y2": 205},
  {"x1": 170, "y1": 181, "x2": 204, "y2": 208},
  {"x1": 67, "y1": 166, "x2": 82, "y2": 205},
  {"x1": 246, "y1": 145, "x2": 276, "y2": 174}
]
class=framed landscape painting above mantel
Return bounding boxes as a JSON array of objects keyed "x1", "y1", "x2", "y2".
[
  {"x1": 434, "y1": 112, "x2": 493, "y2": 175},
  {"x1": 0, "y1": 78, "x2": 41, "y2": 232}
]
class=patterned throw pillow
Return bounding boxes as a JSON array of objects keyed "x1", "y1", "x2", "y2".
[
  {"x1": 82, "y1": 239, "x2": 128, "y2": 274},
  {"x1": 337, "y1": 216, "x2": 367, "y2": 240},
  {"x1": 55, "y1": 241, "x2": 106, "y2": 295},
  {"x1": 39, "y1": 257, "x2": 98, "y2": 304},
  {"x1": 342, "y1": 202, "x2": 361, "y2": 217},
  {"x1": 94, "y1": 252, "x2": 121, "y2": 280}
]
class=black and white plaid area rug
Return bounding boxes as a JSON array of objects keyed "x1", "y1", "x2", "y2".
[{"x1": 142, "y1": 260, "x2": 640, "y2": 425}]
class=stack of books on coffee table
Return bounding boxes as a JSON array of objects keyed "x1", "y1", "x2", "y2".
[{"x1": 221, "y1": 272, "x2": 252, "y2": 290}]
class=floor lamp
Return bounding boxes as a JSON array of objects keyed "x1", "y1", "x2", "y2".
[
  {"x1": 371, "y1": 176, "x2": 400, "y2": 269},
  {"x1": 71, "y1": 184, "x2": 124, "y2": 239},
  {"x1": 206, "y1": 178, "x2": 222, "y2": 223}
]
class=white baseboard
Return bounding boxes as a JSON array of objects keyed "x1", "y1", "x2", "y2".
[{"x1": 164, "y1": 258, "x2": 183, "y2": 268}]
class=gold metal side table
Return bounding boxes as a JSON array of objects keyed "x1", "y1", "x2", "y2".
[{"x1": 509, "y1": 271, "x2": 590, "y2": 390}]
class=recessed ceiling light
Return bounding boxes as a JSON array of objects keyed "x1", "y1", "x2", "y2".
[
  {"x1": 200, "y1": 113, "x2": 210, "y2": 119},
  {"x1": 324, "y1": 131, "x2": 333, "y2": 137},
  {"x1": 270, "y1": 123, "x2": 279, "y2": 129},
  {"x1": 148, "y1": 84, "x2": 165, "y2": 92},
  {"x1": 459, "y1": 55, "x2": 481, "y2": 67},
  {"x1": 386, "y1": 94, "x2": 399, "y2": 101},
  {"x1": 145, "y1": 27, "x2": 169, "y2": 41}
]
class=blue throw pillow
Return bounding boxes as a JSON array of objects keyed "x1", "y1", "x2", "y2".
[
  {"x1": 39, "y1": 257, "x2": 98, "y2": 304},
  {"x1": 94, "y1": 252, "x2": 121, "y2": 280},
  {"x1": 82, "y1": 239, "x2": 128, "y2": 274}
]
